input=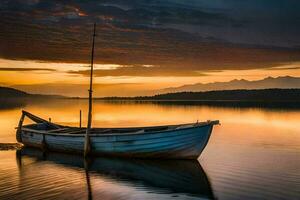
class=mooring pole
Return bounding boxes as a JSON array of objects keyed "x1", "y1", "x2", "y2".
[{"x1": 84, "y1": 23, "x2": 96, "y2": 157}]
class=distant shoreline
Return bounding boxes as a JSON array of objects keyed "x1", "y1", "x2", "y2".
[
  {"x1": 78, "y1": 88, "x2": 300, "y2": 109},
  {"x1": 97, "y1": 88, "x2": 300, "y2": 102},
  {"x1": 1, "y1": 87, "x2": 300, "y2": 109}
]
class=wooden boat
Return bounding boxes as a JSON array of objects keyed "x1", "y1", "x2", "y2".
[
  {"x1": 16, "y1": 110, "x2": 218, "y2": 159},
  {"x1": 15, "y1": 23, "x2": 219, "y2": 159}
]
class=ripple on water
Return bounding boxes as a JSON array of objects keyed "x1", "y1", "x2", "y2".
[{"x1": 0, "y1": 149, "x2": 215, "y2": 200}]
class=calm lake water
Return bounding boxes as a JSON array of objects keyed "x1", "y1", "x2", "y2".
[{"x1": 0, "y1": 99, "x2": 299, "y2": 200}]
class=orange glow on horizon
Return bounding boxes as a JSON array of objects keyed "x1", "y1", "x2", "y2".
[{"x1": 0, "y1": 58, "x2": 299, "y2": 96}]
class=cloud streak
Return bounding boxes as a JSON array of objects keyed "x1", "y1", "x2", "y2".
[
  {"x1": 68, "y1": 65, "x2": 210, "y2": 77},
  {"x1": 12, "y1": 82, "x2": 158, "y2": 97},
  {"x1": 0, "y1": 67, "x2": 56, "y2": 72}
]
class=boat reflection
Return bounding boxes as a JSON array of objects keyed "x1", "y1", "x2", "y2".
[{"x1": 16, "y1": 147, "x2": 215, "y2": 199}]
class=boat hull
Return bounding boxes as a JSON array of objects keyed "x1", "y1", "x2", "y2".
[{"x1": 19, "y1": 124, "x2": 214, "y2": 159}]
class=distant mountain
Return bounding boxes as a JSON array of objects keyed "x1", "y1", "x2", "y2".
[
  {"x1": 0, "y1": 86, "x2": 30, "y2": 98},
  {"x1": 161, "y1": 76, "x2": 300, "y2": 93},
  {"x1": 0, "y1": 86, "x2": 66, "y2": 110},
  {"x1": 0, "y1": 86, "x2": 65, "y2": 99}
]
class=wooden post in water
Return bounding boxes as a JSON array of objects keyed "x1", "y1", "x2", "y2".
[
  {"x1": 79, "y1": 110, "x2": 82, "y2": 128},
  {"x1": 84, "y1": 23, "x2": 96, "y2": 157}
]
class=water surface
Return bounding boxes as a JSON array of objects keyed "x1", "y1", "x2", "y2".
[{"x1": 0, "y1": 99, "x2": 299, "y2": 199}]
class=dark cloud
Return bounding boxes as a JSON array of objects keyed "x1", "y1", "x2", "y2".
[
  {"x1": 0, "y1": 67, "x2": 56, "y2": 72},
  {"x1": 1, "y1": 0, "x2": 300, "y2": 72}
]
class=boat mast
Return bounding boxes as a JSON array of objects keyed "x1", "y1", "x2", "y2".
[{"x1": 84, "y1": 23, "x2": 96, "y2": 157}]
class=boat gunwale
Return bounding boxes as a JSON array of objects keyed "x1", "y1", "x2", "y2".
[{"x1": 21, "y1": 120, "x2": 219, "y2": 137}]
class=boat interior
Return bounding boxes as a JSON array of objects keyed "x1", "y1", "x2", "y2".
[
  {"x1": 22, "y1": 122, "x2": 199, "y2": 135},
  {"x1": 19, "y1": 110, "x2": 218, "y2": 135}
]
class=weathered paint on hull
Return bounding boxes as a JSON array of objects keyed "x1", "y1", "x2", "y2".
[{"x1": 20, "y1": 124, "x2": 214, "y2": 159}]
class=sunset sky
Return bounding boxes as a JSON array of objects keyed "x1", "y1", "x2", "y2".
[{"x1": 1, "y1": 0, "x2": 300, "y2": 96}]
